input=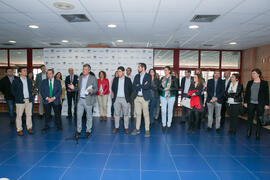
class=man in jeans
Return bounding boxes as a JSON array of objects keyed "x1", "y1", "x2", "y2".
[
  {"x1": 132, "y1": 63, "x2": 151, "y2": 137},
  {"x1": 69, "y1": 64, "x2": 97, "y2": 138},
  {"x1": 11, "y1": 67, "x2": 34, "y2": 136},
  {"x1": 206, "y1": 70, "x2": 225, "y2": 132},
  {"x1": 112, "y1": 66, "x2": 132, "y2": 134},
  {"x1": 0, "y1": 68, "x2": 18, "y2": 125},
  {"x1": 180, "y1": 69, "x2": 193, "y2": 124}
]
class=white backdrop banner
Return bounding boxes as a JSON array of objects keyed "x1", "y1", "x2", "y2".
[{"x1": 43, "y1": 48, "x2": 153, "y2": 116}]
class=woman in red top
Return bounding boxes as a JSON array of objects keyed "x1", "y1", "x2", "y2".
[
  {"x1": 97, "y1": 71, "x2": 110, "y2": 120},
  {"x1": 187, "y1": 74, "x2": 204, "y2": 133}
]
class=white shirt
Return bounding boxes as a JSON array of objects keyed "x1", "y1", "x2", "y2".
[
  {"x1": 80, "y1": 75, "x2": 89, "y2": 98},
  {"x1": 227, "y1": 81, "x2": 239, "y2": 104},
  {"x1": 42, "y1": 73, "x2": 47, "y2": 80},
  {"x1": 117, "y1": 76, "x2": 125, "y2": 98},
  {"x1": 20, "y1": 76, "x2": 29, "y2": 99},
  {"x1": 70, "y1": 74, "x2": 74, "y2": 83}
]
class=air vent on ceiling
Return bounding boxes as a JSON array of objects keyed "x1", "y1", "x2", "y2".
[
  {"x1": 2, "y1": 43, "x2": 15, "y2": 46},
  {"x1": 49, "y1": 43, "x2": 61, "y2": 46},
  {"x1": 61, "y1": 14, "x2": 90, "y2": 22},
  {"x1": 191, "y1": 15, "x2": 220, "y2": 22}
]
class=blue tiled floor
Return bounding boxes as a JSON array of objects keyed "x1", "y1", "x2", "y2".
[{"x1": 0, "y1": 113, "x2": 270, "y2": 179}]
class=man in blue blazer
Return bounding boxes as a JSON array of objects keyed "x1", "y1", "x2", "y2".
[
  {"x1": 41, "y1": 69, "x2": 62, "y2": 131},
  {"x1": 131, "y1": 63, "x2": 152, "y2": 137},
  {"x1": 111, "y1": 66, "x2": 133, "y2": 134},
  {"x1": 206, "y1": 70, "x2": 225, "y2": 132}
]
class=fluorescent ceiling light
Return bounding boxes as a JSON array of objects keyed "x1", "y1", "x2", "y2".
[
  {"x1": 116, "y1": 40, "x2": 124, "y2": 43},
  {"x1": 189, "y1": 25, "x2": 199, "y2": 29},
  {"x1": 8, "y1": 40, "x2": 16, "y2": 44},
  {"x1": 229, "y1": 42, "x2": 237, "y2": 45},
  {"x1": 53, "y1": 2, "x2": 74, "y2": 10},
  {"x1": 61, "y1": 40, "x2": 69, "y2": 43},
  {"x1": 28, "y1": 25, "x2": 39, "y2": 29},
  {"x1": 108, "y1": 24, "x2": 117, "y2": 28}
]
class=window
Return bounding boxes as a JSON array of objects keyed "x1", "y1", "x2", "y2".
[
  {"x1": 154, "y1": 50, "x2": 173, "y2": 67},
  {"x1": 10, "y1": 49, "x2": 27, "y2": 66},
  {"x1": 33, "y1": 49, "x2": 44, "y2": 66},
  {"x1": 179, "y1": 50, "x2": 198, "y2": 68},
  {"x1": 221, "y1": 51, "x2": 240, "y2": 69},
  {"x1": 0, "y1": 50, "x2": 8, "y2": 66},
  {"x1": 200, "y1": 51, "x2": 219, "y2": 68},
  {"x1": 155, "y1": 69, "x2": 165, "y2": 78}
]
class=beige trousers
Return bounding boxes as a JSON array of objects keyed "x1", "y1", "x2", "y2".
[
  {"x1": 16, "y1": 99, "x2": 32, "y2": 132},
  {"x1": 97, "y1": 95, "x2": 108, "y2": 117},
  {"x1": 134, "y1": 96, "x2": 150, "y2": 131}
]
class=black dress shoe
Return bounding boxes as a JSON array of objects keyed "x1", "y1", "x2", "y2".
[
  {"x1": 74, "y1": 131, "x2": 81, "y2": 138},
  {"x1": 85, "y1": 132, "x2": 91, "y2": 138},
  {"x1": 206, "y1": 127, "x2": 212, "y2": 131},
  {"x1": 57, "y1": 127, "x2": 63, "y2": 131},
  {"x1": 42, "y1": 127, "x2": 50, "y2": 132}
]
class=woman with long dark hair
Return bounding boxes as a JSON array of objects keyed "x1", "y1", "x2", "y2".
[
  {"x1": 55, "y1": 72, "x2": 65, "y2": 115},
  {"x1": 244, "y1": 68, "x2": 269, "y2": 140},
  {"x1": 187, "y1": 74, "x2": 204, "y2": 132},
  {"x1": 148, "y1": 68, "x2": 159, "y2": 126}
]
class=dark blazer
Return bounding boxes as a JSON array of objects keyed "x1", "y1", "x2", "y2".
[
  {"x1": 65, "y1": 74, "x2": 78, "y2": 92},
  {"x1": 41, "y1": 78, "x2": 62, "y2": 105},
  {"x1": 224, "y1": 81, "x2": 243, "y2": 103},
  {"x1": 0, "y1": 76, "x2": 18, "y2": 100},
  {"x1": 159, "y1": 76, "x2": 179, "y2": 97},
  {"x1": 11, "y1": 77, "x2": 33, "y2": 104},
  {"x1": 112, "y1": 76, "x2": 132, "y2": 103},
  {"x1": 206, "y1": 78, "x2": 225, "y2": 104},
  {"x1": 180, "y1": 76, "x2": 194, "y2": 97},
  {"x1": 133, "y1": 73, "x2": 152, "y2": 101},
  {"x1": 244, "y1": 80, "x2": 269, "y2": 107},
  {"x1": 150, "y1": 79, "x2": 160, "y2": 99}
]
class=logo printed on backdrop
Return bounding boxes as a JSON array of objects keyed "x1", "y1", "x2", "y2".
[{"x1": 44, "y1": 48, "x2": 153, "y2": 116}]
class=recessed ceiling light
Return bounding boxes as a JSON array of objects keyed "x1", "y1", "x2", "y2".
[
  {"x1": 189, "y1": 25, "x2": 199, "y2": 29},
  {"x1": 28, "y1": 25, "x2": 39, "y2": 29},
  {"x1": 8, "y1": 40, "x2": 16, "y2": 44},
  {"x1": 116, "y1": 40, "x2": 124, "y2": 43},
  {"x1": 53, "y1": 2, "x2": 74, "y2": 10},
  {"x1": 61, "y1": 40, "x2": 69, "y2": 43},
  {"x1": 229, "y1": 42, "x2": 237, "y2": 45},
  {"x1": 108, "y1": 24, "x2": 117, "y2": 28}
]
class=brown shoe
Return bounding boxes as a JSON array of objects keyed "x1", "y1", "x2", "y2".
[
  {"x1": 111, "y1": 116, "x2": 114, "y2": 121},
  {"x1": 112, "y1": 128, "x2": 118, "y2": 134},
  {"x1": 125, "y1": 129, "x2": 130, "y2": 134},
  {"x1": 103, "y1": 116, "x2": 107, "y2": 120},
  {"x1": 100, "y1": 116, "x2": 103, "y2": 120},
  {"x1": 144, "y1": 131, "x2": 150, "y2": 137},
  {"x1": 27, "y1": 129, "x2": 34, "y2": 134},
  {"x1": 17, "y1": 130, "x2": 23, "y2": 136}
]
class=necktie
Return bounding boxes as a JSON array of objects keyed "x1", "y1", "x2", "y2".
[{"x1": 49, "y1": 80, "x2": 53, "y2": 97}]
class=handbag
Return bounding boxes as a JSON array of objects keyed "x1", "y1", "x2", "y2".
[
  {"x1": 181, "y1": 97, "x2": 191, "y2": 109},
  {"x1": 260, "y1": 110, "x2": 270, "y2": 126}
]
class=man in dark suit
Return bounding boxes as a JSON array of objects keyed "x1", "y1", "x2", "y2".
[
  {"x1": 41, "y1": 69, "x2": 62, "y2": 132},
  {"x1": 206, "y1": 70, "x2": 225, "y2": 132},
  {"x1": 221, "y1": 71, "x2": 231, "y2": 125},
  {"x1": 65, "y1": 68, "x2": 78, "y2": 119},
  {"x1": 131, "y1": 63, "x2": 152, "y2": 137},
  {"x1": 111, "y1": 66, "x2": 133, "y2": 134},
  {"x1": 11, "y1": 67, "x2": 34, "y2": 136},
  {"x1": 0, "y1": 68, "x2": 18, "y2": 125},
  {"x1": 180, "y1": 69, "x2": 194, "y2": 124},
  {"x1": 35, "y1": 65, "x2": 47, "y2": 118}
]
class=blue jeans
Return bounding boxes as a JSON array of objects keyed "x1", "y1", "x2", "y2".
[
  {"x1": 6, "y1": 100, "x2": 15, "y2": 122},
  {"x1": 160, "y1": 96, "x2": 175, "y2": 127},
  {"x1": 149, "y1": 97, "x2": 158, "y2": 123}
]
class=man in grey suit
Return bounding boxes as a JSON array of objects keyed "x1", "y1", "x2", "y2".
[
  {"x1": 69, "y1": 64, "x2": 98, "y2": 138},
  {"x1": 35, "y1": 65, "x2": 47, "y2": 118}
]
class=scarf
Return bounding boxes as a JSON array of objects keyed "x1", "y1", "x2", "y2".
[{"x1": 162, "y1": 75, "x2": 172, "y2": 97}]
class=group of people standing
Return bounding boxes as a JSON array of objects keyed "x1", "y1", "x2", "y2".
[{"x1": 0, "y1": 63, "x2": 269, "y2": 140}]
